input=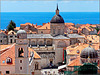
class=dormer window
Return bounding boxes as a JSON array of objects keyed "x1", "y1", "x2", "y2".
[
  {"x1": 6, "y1": 57, "x2": 12, "y2": 64},
  {"x1": 12, "y1": 32, "x2": 14, "y2": 34}
]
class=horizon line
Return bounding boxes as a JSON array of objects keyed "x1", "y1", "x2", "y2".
[{"x1": 1, "y1": 11, "x2": 99, "y2": 13}]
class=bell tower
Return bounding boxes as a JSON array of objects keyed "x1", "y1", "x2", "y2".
[{"x1": 15, "y1": 29, "x2": 29, "y2": 74}]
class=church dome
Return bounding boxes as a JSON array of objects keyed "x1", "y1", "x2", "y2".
[
  {"x1": 50, "y1": 4, "x2": 64, "y2": 23},
  {"x1": 17, "y1": 29, "x2": 26, "y2": 34},
  {"x1": 80, "y1": 46, "x2": 98, "y2": 58},
  {"x1": 50, "y1": 14, "x2": 64, "y2": 23}
]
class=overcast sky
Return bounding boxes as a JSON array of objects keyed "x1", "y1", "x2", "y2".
[{"x1": 1, "y1": 1, "x2": 99, "y2": 12}]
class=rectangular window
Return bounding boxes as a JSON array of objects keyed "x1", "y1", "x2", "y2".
[
  {"x1": 53, "y1": 29, "x2": 55, "y2": 34},
  {"x1": 10, "y1": 39, "x2": 12, "y2": 43},
  {"x1": 4, "y1": 36, "x2": 7, "y2": 38},
  {"x1": 20, "y1": 60, "x2": 22, "y2": 63},
  {"x1": 58, "y1": 29, "x2": 60, "y2": 34},
  {"x1": 10, "y1": 36, "x2": 13, "y2": 38},
  {"x1": 14, "y1": 39, "x2": 16, "y2": 43},
  {"x1": 20, "y1": 67, "x2": 22, "y2": 70},
  {"x1": 6, "y1": 71, "x2": 9, "y2": 74},
  {"x1": 0, "y1": 40, "x2": 2, "y2": 43}
]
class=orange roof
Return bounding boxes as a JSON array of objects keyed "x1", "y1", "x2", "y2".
[
  {"x1": 38, "y1": 23, "x2": 50, "y2": 29},
  {"x1": 85, "y1": 35, "x2": 99, "y2": 44},
  {"x1": 67, "y1": 43, "x2": 99, "y2": 55},
  {"x1": 37, "y1": 25, "x2": 42, "y2": 28},
  {"x1": 97, "y1": 30, "x2": 100, "y2": 35},
  {"x1": 68, "y1": 56, "x2": 82, "y2": 66},
  {"x1": 20, "y1": 23, "x2": 37, "y2": 28},
  {"x1": 65, "y1": 23, "x2": 74, "y2": 26},
  {"x1": 0, "y1": 44, "x2": 41, "y2": 66},
  {"x1": 21, "y1": 23, "x2": 31, "y2": 26},
  {"x1": 0, "y1": 44, "x2": 15, "y2": 66},
  {"x1": 67, "y1": 26, "x2": 77, "y2": 30},
  {"x1": 8, "y1": 30, "x2": 16, "y2": 35},
  {"x1": 0, "y1": 30, "x2": 7, "y2": 35},
  {"x1": 79, "y1": 24, "x2": 96, "y2": 31},
  {"x1": 0, "y1": 44, "x2": 12, "y2": 50},
  {"x1": 14, "y1": 27, "x2": 20, "y2": 30},
  {"x1": 28, "y1": 48, "x2": 41, "y2": 59},
  {"x1": 0, "y1": 72, "x2": 3, "y2": 75}
]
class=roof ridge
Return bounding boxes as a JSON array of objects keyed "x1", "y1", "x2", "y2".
[{"x1": 0, "y1": 44, "x2": 15, "y2": 56}]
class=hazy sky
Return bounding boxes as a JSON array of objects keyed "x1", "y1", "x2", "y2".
[{"x1": 1, "y1": 1, "x2": 99, "y2": 12}]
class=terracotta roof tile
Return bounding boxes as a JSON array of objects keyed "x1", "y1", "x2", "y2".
[
  {"x1": 14, "y1": 27, "x2": 20, "y2": 30},
  {"x1": 0, "y1": 44, "x2": 15, "y2": 66},
  {"x1": 97, "y1": 30, "x2": 100, "y2": 35},
  {"x1": 28, "y1": 48, "x2": 41, "y2": 59},
  {"x1": 0, "y1": 30, "x2": 7, "y2": 35},
  {"x1": 38, "y1": 23, "x2": 50, "y2": 29},
  {"x1": 66, "y1": 43, "x2": 99, "y2": 55},
  {"x1": 68, "y1": 56, "x2": 82, "y2": 66},
  {"x1": 8, "y1": 30, "x2": 16, "y2": 35},
  {"x1": 20, "y1": 23, "x2": 37, "y2": 28},
  {"x1": 85, "y1": 35, "x2": 99, "y2": 43},
  {"x1": 0, "y1": 44, "x2": 41, "y2": 66},
  {"x1": 65, "y1": 23, "x2": 74, "y2": 26},
  {"x1": 0, "y1": 44, "x2": 12, "y2": 50}
]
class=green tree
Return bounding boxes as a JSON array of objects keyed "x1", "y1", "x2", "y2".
[
  {"x1": 10, "y1": 20, "x2": 16, "y2": 28},
  {"x1": 95, "y1": 28, "x2": 99, "y2": 32},
  {"x1": 90, "y1": 26, "x2": 93, "y2": 28},
  {"x1": 7, "y1": 24, "x2": 14, "y2": 31}
]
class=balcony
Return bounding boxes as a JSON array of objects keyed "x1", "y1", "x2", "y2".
[{"x1": 29, "y1": 45, "x2": 54, "y2": 51}]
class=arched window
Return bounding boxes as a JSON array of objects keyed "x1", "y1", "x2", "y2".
[
  {"x1": 41, "y1": 31, "x2": 43, "y2": 34},
  {"x1": 53, "y1": 29, "x2": 55, "y2": 34},
  {"x1": 31, "y1": 41, "x2": 35, "y2": 46},
  {"x1": 18, "y1": 48, "x2": 24, "y2": 57},
  {"x1": 35, "y1": 62, "x2": 39, "y2": 70},
  {"x1": 58, "y1": 29, "x2": 61, "y2": 35},
  {"x1": 47, "y1": 40, "x2": 51, "y2": 46},
  {"x1": 57, "y1": 41, "x2": 66, "y2": 47},
  {"x1": 6, "y1": 57, "x2": 12, "y2": 63},
  {"x1": 12, "y1": 32, "x2": 14, "y2": 35},
  {"x1": 39, "y1": 41, "x2": 44, "y2": 46}
]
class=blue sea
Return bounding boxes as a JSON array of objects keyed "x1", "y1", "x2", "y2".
[{"x1": 1, "y1": 12, "x2": 100, "y2": 29}]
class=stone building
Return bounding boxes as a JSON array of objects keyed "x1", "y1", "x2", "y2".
[
  {"x1": 8, "y1": 30, "x2": 17, "y2": 44},
  {"x1": 27, "y1": 5, "x2": 71, "y2": 68},
  {"x1": 0, "y1": 30, "x2": 8, "y2": 45},
  {"x1": 0, "y1": 30, "x2": 41, "y2": 75}
]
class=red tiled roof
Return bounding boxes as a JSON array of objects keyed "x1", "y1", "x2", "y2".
[
  {"x1": 97, "y1": 30, "x2": 100, "y2": 35},
  {"x1": 14, "y1": 27, "x2": 20, "y2": 30},
  {"x1": 0, "y1": 44, "x2": 15, "y2": 65},
  {"x1": 38, "y1": 23, "x2": 50, "y2": 29},
  {"x1": 0, "y1": 44, "x2": 41, "y2": 66},
  {"x1": 68, "y1": 56, "x2": 82, "y2": 66}
]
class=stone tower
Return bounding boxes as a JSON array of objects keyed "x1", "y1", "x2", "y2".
[
  {"x1": 50, "y1": 4, "x2": 65, "y2": 36},
  {"x1": 15, "y1": 29, "x2": 29, "y2": 74}
]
